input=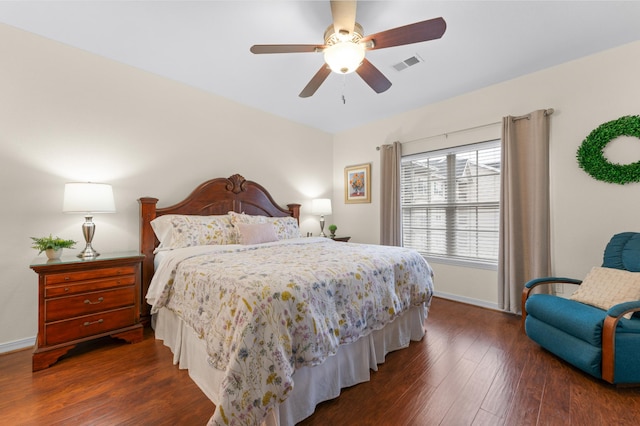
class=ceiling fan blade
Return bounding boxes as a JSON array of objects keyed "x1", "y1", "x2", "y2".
[
  {"x1": 299, "y1": 65, "x2": 332, "y2": 98},
  {"x1": 330, "y1": 0, "x2": 357, "y2": 35},
  {"x1": 362, "y1": 17, "x2": 446, "y2": 50},
  {"x1": 250, "y1": 44, "x2": 322, "y2": 54},
  {"x1": 356, "y1": 59, "x2": 392, "y2": 94}
]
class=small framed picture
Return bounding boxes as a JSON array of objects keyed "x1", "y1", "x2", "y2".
[{"x1": 344, "y1": 163, "x2": 371, "y2": 204}]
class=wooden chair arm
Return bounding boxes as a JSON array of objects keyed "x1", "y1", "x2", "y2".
[{"x1": 601, "y1": 304, "x2": 640, "y2": 384}]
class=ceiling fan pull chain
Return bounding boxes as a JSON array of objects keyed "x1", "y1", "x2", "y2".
[{"x1": 341, "y1": 74, "x2": 347, "y2": 104}]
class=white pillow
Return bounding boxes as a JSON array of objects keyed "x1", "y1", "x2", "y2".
[
  {"x1": 236, "y1": 223, "x2": 278, "y2": 245},
  {"x1": 570, "y1": 266, "x2": 640, "y2": 319},
  {"x1": 151, "y1": 214, "x2": 236, "y2": 251}
]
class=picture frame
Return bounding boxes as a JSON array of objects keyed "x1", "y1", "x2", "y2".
[{"x1": 344, "y1": 163, "x2": 371, "y2": 204}]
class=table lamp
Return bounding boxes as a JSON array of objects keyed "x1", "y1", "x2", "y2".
[
  {"x1": 311, "y1": 198, "x2": 332, "y2": 237},
  {"x1": 63, "y1": 182, "x2": 116, "y2": 259}
]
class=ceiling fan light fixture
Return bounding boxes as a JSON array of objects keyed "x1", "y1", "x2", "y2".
[
  {"x1": 250, "y1": 6, "x2": 446, "y2": 98},
  {"x1": 323, "y1": 41, "x2": 365, "y2": 74}
]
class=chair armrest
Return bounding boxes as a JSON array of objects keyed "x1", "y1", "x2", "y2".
[
  {"x1": 602, "y1": 300, "x2": 640, "y2": 383},
  {"x1": 524, "y1": 277, "x2": 582, "y2": 290},
  {"x1": 521, "y1": 277, "x2": 582, "y2": 330},
  {"x1": 606, "y1": 300, "x2": 640, "y2": 319}
]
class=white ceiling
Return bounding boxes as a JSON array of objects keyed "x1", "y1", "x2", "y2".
[{"x1": 2, "y1": 1, "x2": 640, "y2": 134}]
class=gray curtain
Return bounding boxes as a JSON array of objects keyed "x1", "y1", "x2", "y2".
[
  {"x1": 380, "y1": 141, "x2": 402, "y2": 246},
  {"x1": 498, "y1": 109, "x2": 552, "y2": 314}
]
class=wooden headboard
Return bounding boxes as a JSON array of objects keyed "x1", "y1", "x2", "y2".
[{"x1": 138, "y1": 173, "x2": 301, "y2": 323}]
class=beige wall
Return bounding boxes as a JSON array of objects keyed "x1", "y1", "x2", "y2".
[
  {"x1": 0, "y1": 24, "x2": 333, "y2": 349},
  {"x1": 333, "y1": 41, "x2": 640, "y2": 309}
]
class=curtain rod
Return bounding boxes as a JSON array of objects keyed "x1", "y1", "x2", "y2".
[
  {"x1": 512, "y1": 108, "x2": 555, "y2": 121},
  {"x1": 376, "y1": 108, "x2": 554, "y2": 150}
]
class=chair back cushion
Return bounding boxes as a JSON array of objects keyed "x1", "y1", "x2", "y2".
[{"x1": 602, "y1": 232, "x2": 640, "y2": 272}]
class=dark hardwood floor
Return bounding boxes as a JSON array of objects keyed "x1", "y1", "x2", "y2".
[{"x1": 2, "y1": 297, "x2": 639, "y2": 425}]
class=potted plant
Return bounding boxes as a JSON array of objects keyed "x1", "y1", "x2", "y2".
[
  {"x1": 31, "y1": 235, "x2": 76, "y2": 260},
  {"x1": 328, "y1": 224, "x2": 337, "y2": 238}
]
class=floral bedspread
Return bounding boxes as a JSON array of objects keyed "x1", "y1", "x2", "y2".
[{"x1": 149, "y1": 238, "x2": 433, "y2": 425}]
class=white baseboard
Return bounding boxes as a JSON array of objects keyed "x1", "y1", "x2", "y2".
[
  {"x1": 0, "y1": 336, "x2": 35, "y2": 354},
  {"x1": 433, "y1": 291, "x2": 500, "y2": 311}
]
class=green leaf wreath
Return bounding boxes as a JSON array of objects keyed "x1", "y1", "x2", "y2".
[{"x1": 577, "y1": 115, "x2": 640, "y2": 185}]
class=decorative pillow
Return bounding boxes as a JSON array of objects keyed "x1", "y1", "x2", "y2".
[
  {"x1": 151, "y1": 214, "x2": 236, "y2": 251},
  {"x1": 570, "y1": 266, "x2": 640, "y2": 319},
  {"x1": 236, "y1": 223, "x2": 278, "y2": 245},
  {"x1": 228, "y1": 212, "x2": 301, "y2": 240},
  {"x1": 270, "y1": 216, "x2": 302, "y2": 240},
  {"x1": 228, "y1": 211, "x2": 267, "y2": 225}
]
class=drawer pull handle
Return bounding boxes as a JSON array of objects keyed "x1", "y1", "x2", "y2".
[
  {"x1": 83, "y1": 319, "x2": 104, "y2": 327},
  {"x1": 84, "y1": 297, "x2": 104, "y2": 305},
  {"x1": 64, "y1": 288, "x2": 70, "y2": 292}
]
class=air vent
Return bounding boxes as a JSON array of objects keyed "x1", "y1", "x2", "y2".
[{"x1": 392, "y1": 55, "x2": 423, "y2": 72}]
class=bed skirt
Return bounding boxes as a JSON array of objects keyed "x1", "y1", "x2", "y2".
[{"x1": 153, "y1": 304, "x2": 427, "y2": 425}]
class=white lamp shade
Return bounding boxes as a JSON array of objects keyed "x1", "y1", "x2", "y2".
[
  {"x1": 63, "y1": 182, "x2": 116, "y2": 214},
  {"x1": 311, "y1": 198, "x2": 332, "y2": 216},
  {"x1": 323, "y1": 41, "x2": 365, "y2": 74}
]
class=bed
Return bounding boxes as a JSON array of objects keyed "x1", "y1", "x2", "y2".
[{"x1": 139, "y1": 174, "x2": 434, "y2": 426}]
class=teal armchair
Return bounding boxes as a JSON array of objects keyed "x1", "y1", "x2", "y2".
[{"x1": 522, "y1": 232, "x2": 640, "y2": 384}]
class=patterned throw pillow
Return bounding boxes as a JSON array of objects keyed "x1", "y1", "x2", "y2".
[
  {"x1": 151, "y1": 214, "x2": 236, "y2": 251},
  {"x1": 228, "y1": 211, "x2": 301, "y2": 240},
  {"x1": 570, "y1": 266, "x2": 640, "y2": 319}
]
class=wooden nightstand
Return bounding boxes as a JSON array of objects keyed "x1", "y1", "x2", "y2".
[
  {"x1": 30, "y1": 251, "x2": 144, "y2": 371},
  {"x1": 331, "y1": 236, "x2": 351, "y2": 242}
]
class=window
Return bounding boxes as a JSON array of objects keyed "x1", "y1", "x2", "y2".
[{"x1": 401, "y1": 140, "x2": 501, "y2": 267}]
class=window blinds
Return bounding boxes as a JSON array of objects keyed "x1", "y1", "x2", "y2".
[{"x1": 401, "y1": 140, "x2": 501, "y2": 265}]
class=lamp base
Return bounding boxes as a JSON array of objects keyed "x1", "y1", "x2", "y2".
[
  {"x1": 77, "y1": 244, "x2": 99, "y2": 259},
  {"x1": 78, "y1": 216, "x2": 99, "y2": 259}
]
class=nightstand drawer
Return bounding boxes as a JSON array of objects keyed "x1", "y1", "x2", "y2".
[
  {"x1": 44, "y1": 266, "x2": 137, "y2": 285},
  {"x1": 45, "y1": 275, "x2": 136, "y2": 298},
  {"x1": 45, "y1": 307, "x2": 137, "y2": 345},
  {"x1": 45, "y1": 287, "x2": 136, "y2": 322}
]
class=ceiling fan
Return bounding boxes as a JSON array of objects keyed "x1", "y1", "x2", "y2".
[{"x1": 250, "y1": 0, "x2": 446, "y2": 98}]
